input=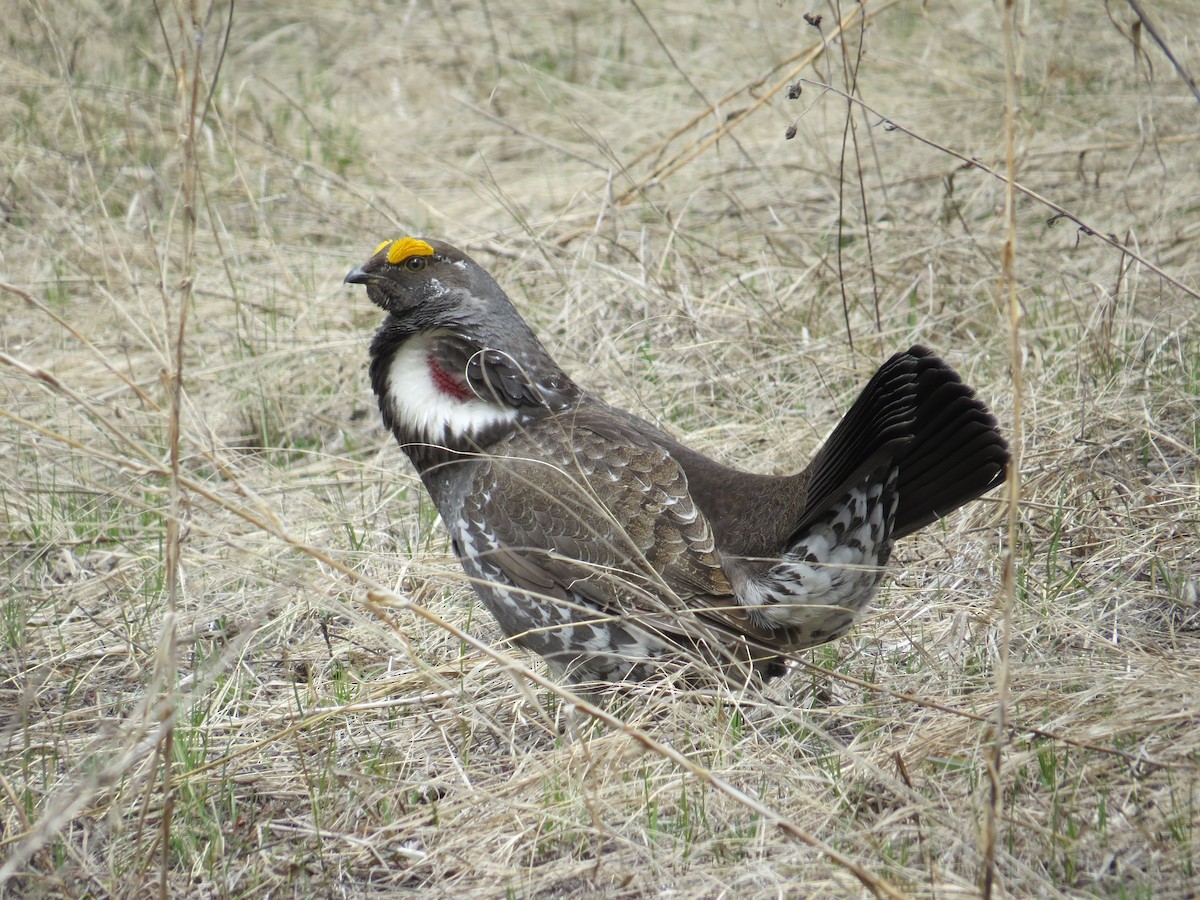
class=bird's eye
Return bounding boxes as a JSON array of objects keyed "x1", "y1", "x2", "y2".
[{"x1": 404, "y1": 256, "x2": 427, "y2": 272}]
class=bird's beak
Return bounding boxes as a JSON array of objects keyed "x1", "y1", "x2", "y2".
[{"x1": 344, "y1": 266, "x2": 371, "y2": 285}]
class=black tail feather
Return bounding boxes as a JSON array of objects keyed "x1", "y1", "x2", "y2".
[
  {"x1": 893, "y1": 352, "x2": 1008, "y2": 537},
  {"x1": 792, "y1": 346, "x2": 1008, "y2": 545}
]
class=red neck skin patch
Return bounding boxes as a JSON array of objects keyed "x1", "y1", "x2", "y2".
[{"x1": 427, "y1": 352, "x2": 474, "y2": 402}]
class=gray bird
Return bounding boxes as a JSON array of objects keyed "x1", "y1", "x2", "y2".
[{"x1": 346, "y1": 237, "x2": 1008, "y2": 684}]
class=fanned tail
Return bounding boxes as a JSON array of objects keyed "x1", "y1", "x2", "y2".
[
  {"x1": 737, "y1": 348, "x2": 1008, "y2": 649},
  {"x1": 792, "y1": 345, "x2": 1008, "y2": 544}
]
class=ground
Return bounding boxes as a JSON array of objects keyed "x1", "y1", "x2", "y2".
[{"x1": 1, "y1": 1, "x2": 1198, "y2": 896}]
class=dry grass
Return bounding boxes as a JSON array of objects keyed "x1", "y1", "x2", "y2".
[{"x1": 2, "y1": 0, "x2": 1198, "y2": 896}]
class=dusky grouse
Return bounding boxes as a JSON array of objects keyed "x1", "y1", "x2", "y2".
[{"x1": 346, "y1": 237, "x2": 1009, "y2": 684}]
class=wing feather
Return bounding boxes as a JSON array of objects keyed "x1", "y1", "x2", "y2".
[{"x1": 460, "y1": 413, "x2": 776, "y2": 652}]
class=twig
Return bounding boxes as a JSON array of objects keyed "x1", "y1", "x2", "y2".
[
  {"x1": 1126, "y1": 0, "x2": 1200, "y2": 105},
  {"x1": 797, "y1": 79, "x2": 1200, "y2": 304},
  {"x1": 982, "y1": 3, "x2": 1023, "y2": 896},
  {"x1": 612, "y1": 0, "x2": 905, "y2": 208},
  {"x1": 365, "y1": 594, "x2": 912, "y2": 900},
  {"x1": 0, "y1": 282, "x2": 159, "y2": 409}
]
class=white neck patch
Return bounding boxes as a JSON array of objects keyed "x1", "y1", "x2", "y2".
[{"x1": 384, "y1": 334, "x2": 518, "y2": 445}]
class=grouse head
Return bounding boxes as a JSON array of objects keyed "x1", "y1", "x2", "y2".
[
  {"x1": 344, "y1": 237, "x2": 516, "y2": 330},
  {"x1": 345, "y1": 238, "x2": 580, "y2": 458}
]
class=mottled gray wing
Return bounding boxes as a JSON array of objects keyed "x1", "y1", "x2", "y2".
[{"x1": 459, "y1": 414, "x2": 775, "y2": 649}]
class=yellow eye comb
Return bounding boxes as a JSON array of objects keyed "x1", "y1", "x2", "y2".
[{"x1": 377, "y1": 237, "x2": 435, "y2": 265}]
